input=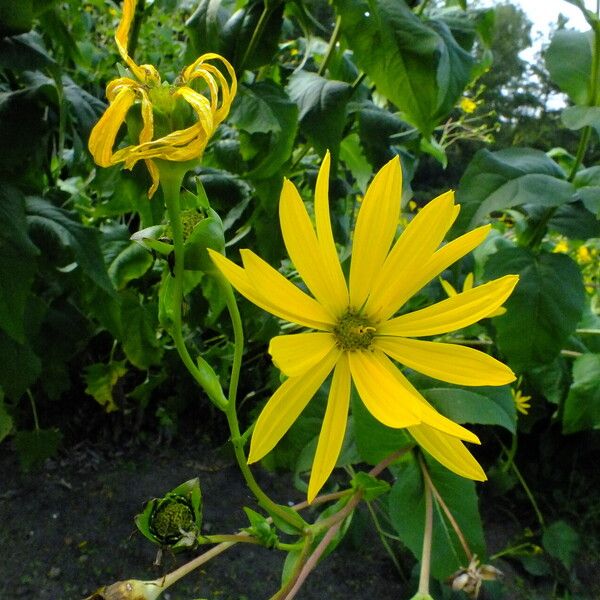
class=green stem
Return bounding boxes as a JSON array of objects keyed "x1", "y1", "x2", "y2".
[
  {"x1": 318, "y1": 15, "x2": 341, "y2": 76},
  {"x1": 27, "y1": 390, "x2": 40, "y2": 431},
  {"x1": 160, "y1": 163, "x2": 228, "y2": 411},
  {"x1": 567, "y1": 126, "x2": 592, "y2": 183},
  {"x1": 417, "y1": 455, "x2": 433, "y2": 596},
  {"x1": 365, "y1": 500, "x2": 406, "y2": 579}
]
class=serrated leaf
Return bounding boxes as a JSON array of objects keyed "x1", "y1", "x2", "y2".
[
  {"x1": 542, "y1": 521, "x2": 580, "y2": 570},
  {"x1": 83, "y1": 360, "x2": 128, "y2": 412},
  {"x1": 455, "y1": 148, "x2": 576, "y2": 232},
  {"x1": 484, "y1": 248, "x2": 585, "y2": 371},
  {"x1": 562, "y1": 353, "x2": 600, "y2": 433},
  {"x1": 287, "y1": 71, "x2": 352, "y2": 158},
  {"x1": 422, "y1": 387, "x2": 516, "y2": 433},
  {"x1": 14, "y1": 428, "x2": 62, "y2": 471},
  {"x1": 389, "y1": 457, "x2": 485, "y2": 579},
  {"x1": 25, "y1": 196, "x2": 115, "y2": 295}
]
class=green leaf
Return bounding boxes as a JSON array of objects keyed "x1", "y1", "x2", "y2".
[
  {"x1": 0, "y1": 32, "x2": 56, "y2": 71},
  {"x1": 455, "y1": 148, "x2": 576, "y2": 232},
  {"x1": 561, "y1": 105, "x2": 600, "y2": 133},
  {"x1": 484, "y1": 249, "x2": 585, "y2": 371},
  {"x1": 108, "y1": 242, "x2": 154, "y2": 290},
  {"x1": 25, "y1": 196, "x2": 115, "y2": 295},
  {"x1": 334, "y1": 0, "x2": 474, "y2": 135},
  {"x1": 389, "y1": 457, "x2": 485, "y2": 579},
  {"x1": 83, "y1": 360, "x2": 128, "y2": 413},
  {"x1": 351, "y1": 472, "x2": 390, "y2": 500},
  {"x1": 542, "y1": 521, "x2": 580, "y2": 570},
  {"x1": 0, "y1": 390, "x2": 13, "y2": 443},
  {"x1": 352, "y1": 390, "x2": 411, "y2": 465},
  {"x1": 0, "y1": 331, "x2": 41, "y2": 399},
  {"x1": 14, "y1": 428, "x2": 62, "y2": 471},
  {"x1": 287, "y1": 71, "x2": 353, "y2": 158},
  {"x1": 0, "y1": 255, "x2": 36, "y2": 344},
  {"x1": 546, "y1": 29, "x2": 593, "y2": 105},
  {"x1": 573, "y1": 165, "x2": 600, "y2": 216},
  {"x1": 422, "y1": 387, "x2": 516, "y2": 434},
  {"x1": 562, "y1": 354, "x2": 600, "y2": 433},
  {"x1": 121, "y1": 292, "x2": 162, "y2": 369},
  {"x1": 340, "y1": 133, "x2": 372, "y2": 192}
]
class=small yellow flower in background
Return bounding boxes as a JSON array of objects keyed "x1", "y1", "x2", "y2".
[
  {"x1": 210, "y1": 152, "x2": 519, "y2": 502},
  {"x1": 459, "y1": 97, "x2": 477, "y2": 114},
  {"x1": 88, "y1": 0, "x2": 236, "y2": 197},
  {"x1": 441, "y1": 273, "x2": 507, "y2": 317},
  {"x1": 512, "y1": 389, "x2": 531, "y2": 416},
  {"x1": 553, "y1": 237, "x2": 569, "y2": 254},
  {"x1": 576, "y1": 245, "x2": 592, "y2": 264}
]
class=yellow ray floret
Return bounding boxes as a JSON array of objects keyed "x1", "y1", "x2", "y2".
[
  {"x1": 211, "y1": 151, "x2": 519, "y2": 502},
  {"x1": 88, "y1": 0, "x2": 236, "y2": 197}
]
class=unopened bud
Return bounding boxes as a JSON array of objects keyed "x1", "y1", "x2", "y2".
[{"x1": 83, "y1": 579, "x2": 162, "y2": 600}]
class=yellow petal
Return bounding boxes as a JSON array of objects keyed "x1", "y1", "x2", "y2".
[
  {"x1": 375, "y1": 336, "x2": 516, "y2": 387},
  {"x1": 248, "y1": 348, "x2": 340, "y2": 462},
  {"x1": 408, "y1": 424, "x2": 487, "y2": 480},
  {"x1": 308, "y1": 353, "x2": 352, "y2": 502},
  {"x1": 379, "y1": 224, "x2": 491, "y2": 316},
  {"x1": 379, "y1": 275, "x2": 519, "y2": 337},
  {"x1": 440, "y1": 278, "x2": 458, "y2": 298},
  {"x1": 280, "y1": 178, "x2": 346, "y2": 317},
  {"x1": 88, "y1": 86, "x2": 136, "y2": 166},
  {"x1": 463, "y1": 272, "x2": 474, "y2": 292},
  {"x1": 376, "y1": 352, "x2": 480, "y2": 443},
  {"x1": 366, "y1": 190, "x2": 457, "y2": 320},
  {"x1": 269, "y1": 333, "x2": 337, "y2": 377},
  {"x1": 314, "y1": 152, "x2": 350, "y2": 311},
  {"x1": 348, "y1": 349, "x2": 421, "y2": 428},
  {"x1": 349, "y1": 156, "x2": 402, "y2": 308},
  {"x1": 208, "y1": 250, "x2": 334, "y2": 330}
]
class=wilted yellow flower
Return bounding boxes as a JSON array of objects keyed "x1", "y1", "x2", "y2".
[
  {"x1": 84, "y1": 578, "x2": 162, "y2": 600},
  {"x1": 210, "y1": 153, "x2": 518, "y2": 502},
  {"x1": 459, "y1": 97, "x2": 477, "y2": 114},
  {"x1": 88, "y1": 0, "x2": 236, "y2": 197},
  {"x1": 441, "y1": 273, "x2": 506, "y2": 317},
  {"x1": 512, "y1": 389, "x2": 531, "y2": 416}
]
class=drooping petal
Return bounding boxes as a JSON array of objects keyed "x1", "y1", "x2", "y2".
[
  {"x1": 269, "y1": 333, "x2": 337, "y2": 377},
  {"x1": 376, "y1": 352, "x2": 480, "y2": 443},
  {"x1": 308, "y1": 353, "x2": 352, "y2": 502},
  {"x1": 380, "y1": 224, "x2": 491, "y2": 317},
  {"x1": 314, "y1": 152, "x2": 350, "y2": 310},
  {"x1": 280, "y1": 179, "x2": 347, "y2": 317},
  {"x1": 379, "y1": 275, "x2": 519, "y2": 337},
  {"x1": 248, "y1": 348, "x2": 340, "y2": 463},
  {"x1": 366, "y1": 190, "x2": 458, "y2": 320},
  {"x1": 375, "y1": 336, "x2": 516, "y2": 387},
  {"x1": 348, "y1": 350, "x2": 421, "y2": 428},
  {"x1": 349, "y1": 156, "x2": 402, "y2": 308},
  {"x1": 88, "y1": 86, "x2": 137, "y2": 166},
  {"x1": 208, "y1": 250, "x2": 334, "y2": 330},
  {"x1": 408, "y1": 424, "x2": 486, "y2": 480}
]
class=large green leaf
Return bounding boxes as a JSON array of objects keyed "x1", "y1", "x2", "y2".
[
  {"x1": 573, "y1": 165, "x2": 600, "y2": 217},
  {"x1": 389, "y1": 457, "x2": 485, "y2": 579},
  {"x1": 83, "y1": 360, "x2": 128, "y2": 413},
  {"x1": 287, "y1": 71, "x2": 353, "y2": 158},
  {"x1": 25, "y1": 196, "x2": 115, "y2": 295},
  {"x1": 334, "y1": 0, "x2": 474, "y2": 135},
  {"x1": 561, "y1": 105, "x2": 600, "y2": 133},
  {"x1": 422, "y1": 387, "x2": 516, "y2": 434},
  {"x1": 546, "y1": 29, "x2": 593, "y2": 105},
  {"x1": 562, "y1": 353, "x2": 600, "y2": 433},
  {"x1": 108, "y1": 243, "x2": 154, "y2": 290},
  {"x1": 484, "y1": 249, "x2": 585, "y2": 371},
  {"x1": 120, "y1": 292, "x2": 163, "y2": 369},
  {"x1": 0, "y1": 331, "x2": 41, "y2": 399},
  {"x1": 455, "y1": 148, "x2": 576, "y2": 232}
]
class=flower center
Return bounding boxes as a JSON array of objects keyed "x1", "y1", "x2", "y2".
[{"x1": 333, "y1": 311, "x2": 376, "y2": 351}]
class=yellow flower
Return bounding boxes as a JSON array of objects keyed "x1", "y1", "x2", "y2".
[
  {"x1": 459, "y1": 97, "x2": 477, "y2": 114},
  {"x1": 576, "y1": 245, "x2": 592, "y2": 264},
  {"x1": 553, "y1": 238, "x2": 569, "y2": 254},
  {"x1": 209, "y1": 153, "x2": 518, "y2": 502},
  {"x1": 441, "y1": 273, "x2": 506, "y2": 317},
  {"x1": 88, "y1": 0, "x2": 236, "y2": 197},
  {"x1": 512, "y1": 389, "x2": 531, "y2": 416}
]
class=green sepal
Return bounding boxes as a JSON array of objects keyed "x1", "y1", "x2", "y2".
[
  {"x1": 351, "y1": 471, "x2": 391, "y2": 501},
  {"x1": 135, "y1": 478, "x2": 203, "y2": 551},
  {"x1": 131, "y1": 225, "x2": 173, "y2": 257},
  {"x1": 243, "y1": 507, "x2": 279, "y2": 548},
  {"x1": 196, "y1": 355, "x2": 228, "y2": 409},
  {"x1": 183, "y1": 208, "x2": 225, "y2": 272},
  {"x1": 264, "y1": 503, "x2": 308, "y2": 535}
]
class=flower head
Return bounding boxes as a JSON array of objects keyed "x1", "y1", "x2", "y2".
[
  {"x1": 88, "y1": 0, "x2": 236, "y2": 197},
  {"x1": 210, "y1": 153, "x2": 518, "y2": 502},
  {"x1": 459, "y1": 97, "x2": 477, "y2": 114},
  {"x1": 512, "y1": 388, "x2": 531, "y2": 416}
]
